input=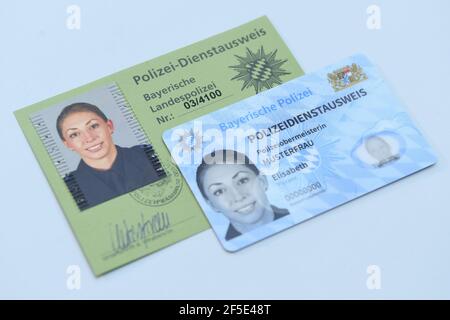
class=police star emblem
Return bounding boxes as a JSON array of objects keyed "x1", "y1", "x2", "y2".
[
  {"x1": 229, "y1": 46, "x2": 291, "y2": 93},
  {"x1": 177, "y1": 128, "x2": 203, "y2": 153},
  {"x1": 327, "y1": 63, "x2": 368, "y2": 92}
]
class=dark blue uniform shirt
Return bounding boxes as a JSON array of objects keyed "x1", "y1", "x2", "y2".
[{"x1": 64, "y1": 145, "x2": 164, "y2": 210}]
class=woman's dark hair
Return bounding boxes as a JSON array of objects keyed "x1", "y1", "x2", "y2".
[
  {"x1": 56, "y1": 102, "x2": 108, "y2": 140},
  {"x1": 196, "y1": 149, "x2": 260, "y2": 199}
]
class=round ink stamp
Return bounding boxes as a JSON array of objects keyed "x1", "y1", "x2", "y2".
[{"x1": 130, "y1": 162, "x2": 183, "y2": 206}]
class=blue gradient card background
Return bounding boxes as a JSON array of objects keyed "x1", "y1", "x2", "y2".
[{"x1": 163, "y1": 54, "x2": 436, "y2": 252}]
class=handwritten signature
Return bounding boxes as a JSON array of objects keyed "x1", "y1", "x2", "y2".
[{"x1": 110, "y1": 211, "x2": 170, "y2": 254}]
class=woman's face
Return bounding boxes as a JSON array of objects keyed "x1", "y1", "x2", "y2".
[
  {"x1": 365, "y1": 136, "x2": 391, "y2": 162},
  {"x1": 61, "y1": 111, "x2": 115, "y2": 162},
  {"x1": 202, "y1": 164, "x2": 270, "y2": 224}
]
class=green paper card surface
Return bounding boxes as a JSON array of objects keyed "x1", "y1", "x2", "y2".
[{"x1": 14, "y1": 16, "x2": 304, "y2": 276}]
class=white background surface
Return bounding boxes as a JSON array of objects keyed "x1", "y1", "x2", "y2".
[{"x1": 1, "y1": 0, "x2": 449, "y2": 299}]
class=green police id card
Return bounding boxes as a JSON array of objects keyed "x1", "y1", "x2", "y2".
[{"x1": 14, "y1": 16, "x2": 304, "y2": 276}]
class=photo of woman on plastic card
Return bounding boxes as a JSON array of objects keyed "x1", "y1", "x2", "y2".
[{"x1": 196, "y1": 149, "x2": 290, "y2": 240}]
